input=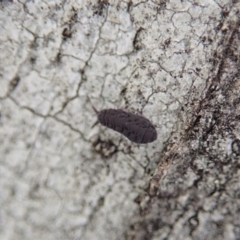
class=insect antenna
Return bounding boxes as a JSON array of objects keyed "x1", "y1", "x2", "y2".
[
  {"x1": 91, "y1": 105, "x2": 99, "y2": 128},
  {"x1": 91, "y1": 120, "x2": 99, "y2": 129},
  {"x1": 92, "y1": 106, "x2": 99, "y2": 114}
]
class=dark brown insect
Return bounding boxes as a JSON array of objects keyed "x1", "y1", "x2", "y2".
[{"x1": 93, "y1": 108, "x2": 157, "y2": 144}]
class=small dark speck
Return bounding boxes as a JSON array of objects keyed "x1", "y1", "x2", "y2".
[
  {"x1": 127, "y1": 0, "x2": 133, "y2": 12},
  {"x1": 98, "y1": 197, "x2": 105, "y2": 207},
  {"x1": 201, "y1": 36, "x2": 206, "y2": 42},
  {"x1": 232, "y1": 139, "x2": 240, "y2": 155},
  {"x1": 55, "y1": 52, "x2": 61, "y2": 62},
  {"x1": 120, "y1": 87, "x2": 127, "y2": 96},
  {"x1": 164, "y1": 38, "x2": 171, "y2": 48},
  {"x1": 222, "y1": 10, "x2": 229, "y2": 17},
  {"x1": 208, "y1": 38, "x2": 213, "y2": 43},
  {"x1": 9, "y1": 75, "x2": 20, "y2": 92},
  {"x1": 30, "y1": 57, "x2": 36, "y2": 64},
  {"x1": 62, "y1": 28, "x2": 72, "y2": 40}
]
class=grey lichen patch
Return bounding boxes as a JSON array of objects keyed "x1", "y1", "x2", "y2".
[{"x1": 0, "y1": 98, "x2": 43, "y2": 171}]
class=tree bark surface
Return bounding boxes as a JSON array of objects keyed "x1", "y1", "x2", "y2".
[{"x1": 0, "y1": 1, "x2": 239, "y2": 240}]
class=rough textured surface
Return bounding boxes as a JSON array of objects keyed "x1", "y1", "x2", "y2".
[{"x1": 0, "y1": 0, "x2": 239, "y2": 240}]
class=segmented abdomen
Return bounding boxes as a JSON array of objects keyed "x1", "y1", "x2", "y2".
[{"x1": 97, "y1": 109, "x2": 157, "y2": 144}]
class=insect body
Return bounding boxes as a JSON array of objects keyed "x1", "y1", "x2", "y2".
[{"x1": 94, "y1": 108, "x2": 157, "y2": 144}]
